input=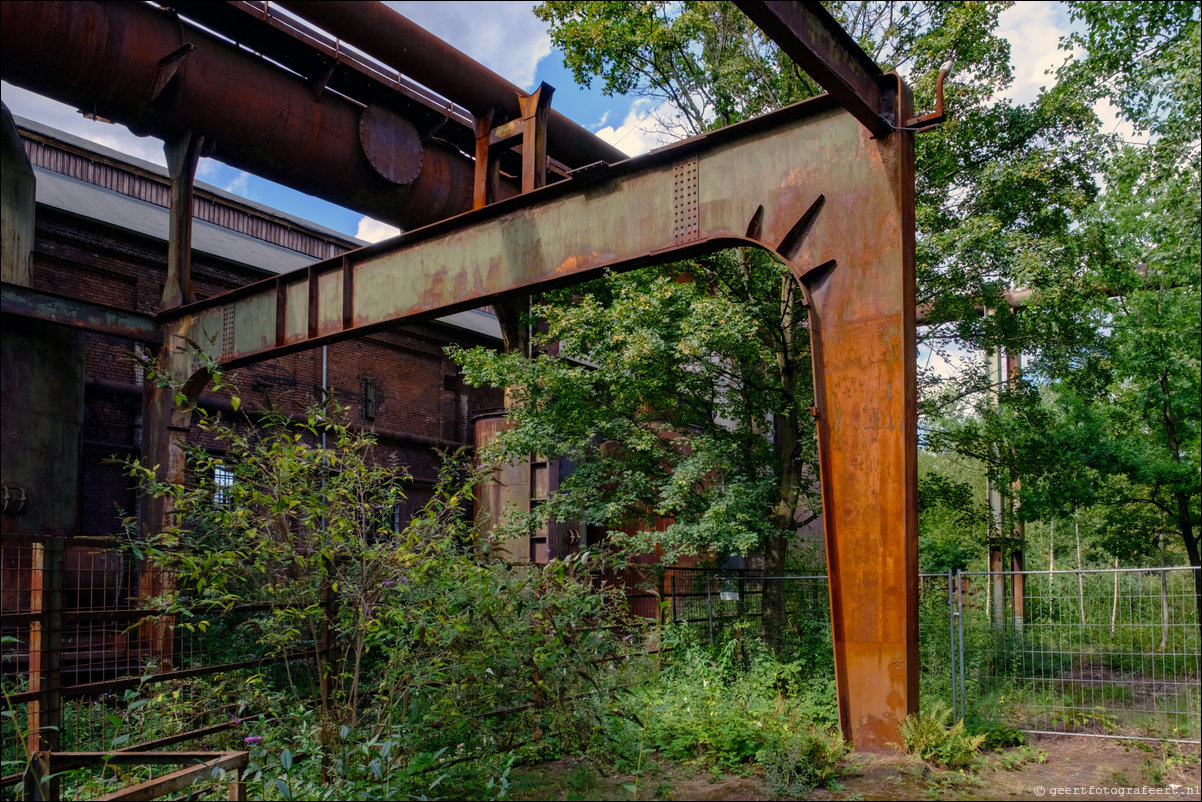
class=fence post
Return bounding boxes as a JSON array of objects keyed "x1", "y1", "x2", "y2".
[
  {"x1": 707, "y1": 579, "x2": 713, "y2": 645},
  {"x1": 671, "y1": 573, "x2": 677, "y2": 624},
  {"x1": 22, "y1": 751, "x2": 51, "y2": 801},
  {"x1": 955, "y1": 569, "x2": 965, "y2": 722},
  {"x1": 27, "y1": 538, "x2": 62, "y2": 756},
  {"x1": 947, "y1": 569, "x2": 956, "y2": 718}
]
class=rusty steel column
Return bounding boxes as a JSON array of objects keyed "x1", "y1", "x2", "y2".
[
  {"x1": 138, "y1": 349, "x2": 209, "y2": 668},
  {"x1": 789, "y1": 77, "x2": 918, "y2": 750},
  {"x1": 1, "y1": 103, "x2": 35, "y2": 287},
  {"x1": 161, "y1": 131, "x2": 203, "y2": 310}
]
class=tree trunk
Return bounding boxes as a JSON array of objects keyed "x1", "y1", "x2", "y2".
[
  {"x1": 1175, "y1": 490, "x2": 1202, "y2": 643},
  {"x1": 1159, "y1": 385, "x2": 1200, "y2": 642},
  {"x1": 763, "y1": 270, "x2": 804, "y2": 656},
  {"x1": 762, "y1": 533, "x2": 788, "y2": 654}
]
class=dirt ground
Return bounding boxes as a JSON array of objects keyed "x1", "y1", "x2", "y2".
[{"x1": 510, "y1": 736, "x2": 1201, "y2": 801}]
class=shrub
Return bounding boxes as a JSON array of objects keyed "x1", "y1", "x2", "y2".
[
  {"x1": 120, "y1": 365, "x2": 641, "y2": 799},
  {"x1": 966, "y1": 716, "x2": 1026, "y2": 750},
  {"x1": 757, "y1": 727, "x2": 848, "y2": 798}
]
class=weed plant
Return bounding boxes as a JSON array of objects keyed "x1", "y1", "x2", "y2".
[
  {"x1": 898, "y1": 702, "x2": 985, "y2": 770},
  {"x1": 620, "y1": 630, "x2": 849, "y2": 797}
]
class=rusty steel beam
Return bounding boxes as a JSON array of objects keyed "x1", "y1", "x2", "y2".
[
  {"x1": 275, "y1": 0, "x2": 629, "y2": 168},
  {"x1": 0, "y1": 0, "x2": 508, "y2": 230},
  {"x1": 156, "y1": 90, "x2": 917, "y2": 749},
  {"x1": 1, "y1": 283, "x2": 161, "y2": 343},
  {"x1": 733, "y1": 0, "x2": 895, "y2": 138}
]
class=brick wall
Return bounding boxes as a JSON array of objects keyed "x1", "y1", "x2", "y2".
[{"x1": 29, "y1": 196, "x2": 502, "y2": 539}]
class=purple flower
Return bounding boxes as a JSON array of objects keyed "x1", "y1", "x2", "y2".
[
  {"x1": 383, "y1": 580, "x2": 394, "y2": 587},
  {"x1": 399, "y1": 575, "x2": 408, "y2": 583},
  {"x1": 244, "y1": 736, "x2": 263, "y2": 744}
]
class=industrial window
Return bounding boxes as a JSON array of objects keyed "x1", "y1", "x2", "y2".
[
  {"x1": 213, "y1": 464, "x2": 236, "y2": 507},
  {"x1": 361, "y1": 376, "x2": 376, "y2": 421}
]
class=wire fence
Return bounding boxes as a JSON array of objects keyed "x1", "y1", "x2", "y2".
[
  {"x1": 632, "y1": 565, "x2": 1200, "y2": 744},
  {"x1": 954, "y1": 567, "x2": 1201, "y2": 744},
  {"x1": 1, "y1": 534, "x2": 282, "y2": 794},
  {"x1": 5, "y1": 544, "x2": 1199, "y2": 797}
]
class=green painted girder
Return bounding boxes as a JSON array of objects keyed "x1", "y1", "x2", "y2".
[
  {"x1": 161, "y1": 93, "x2": 852, "y2": 369},
  {"x1": 2, "y1": 282, "x2": 160, "y2": 343}
]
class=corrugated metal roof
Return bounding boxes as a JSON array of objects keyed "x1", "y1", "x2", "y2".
[
  {"x1": 35, "y1": 166, "x2": 317, "y2": 274},
  {"x1": 16, "y1": 115, "x2": 366, "y2": 248},
  {"x1": 25, "y1": 117, "x2": 502, "y2": 342},
  {"x1": 33, "y1": 167, "x2": 502, "y2": 340}
]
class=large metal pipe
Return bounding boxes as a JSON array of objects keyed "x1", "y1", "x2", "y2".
[
  {"x1": 277, "y1": 0, "x2": 628, "y2": 168},
  {"x1": 0, "y1": 0, "x2": 498, "y2": 229}
]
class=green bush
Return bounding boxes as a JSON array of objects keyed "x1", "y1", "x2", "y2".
[
  {"x1": 117, "y1": 367, "x2": 641, "y2": 800},
  {"x1": 966, "y1": 715, "x2": 1026, "y2": 750},
  {"x1": 756, "y1": 727, "x2": 848, "y2": 798}
]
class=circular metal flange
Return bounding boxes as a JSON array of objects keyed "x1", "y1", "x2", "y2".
[{"x1": 359, "y1": 104, "x2": 423, "y2": 185}]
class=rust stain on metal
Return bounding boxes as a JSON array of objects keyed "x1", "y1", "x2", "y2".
[{"x1": 0, "y1": 0, "x2": 485, "y2": 228}]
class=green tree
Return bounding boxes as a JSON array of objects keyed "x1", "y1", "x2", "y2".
[
  {"x1": 946, "y1": 2, "x2": 1201, "y2": 620},
  {"x1": 514, "y1": 0, "x2": 1064, "y2": 627},
  {"x1": 454, "y1": 257, "x2": 818, "y2": 567},
  {"x1": 1062, "y1": 0, "x2": 1201, "y2": 588}
]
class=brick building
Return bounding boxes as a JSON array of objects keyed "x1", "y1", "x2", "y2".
[{"x1": 3, "y1": 116, "x2": 505, "y2": 544}]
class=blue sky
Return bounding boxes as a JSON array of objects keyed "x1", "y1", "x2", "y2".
[{"x1": 2, "y1": 1, "x2": 1115, "y2": 245}]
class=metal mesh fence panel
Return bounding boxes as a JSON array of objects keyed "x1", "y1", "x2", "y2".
[
  {"x1": 2, "y1": 534, "x2": 273, "y2": 790},
  {"x1": 957, "y1": 567, "x2": 1200, "y2": 743}
]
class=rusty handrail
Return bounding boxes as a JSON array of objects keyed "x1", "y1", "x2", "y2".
[{"x1": 23, "y1": 750, "x2": 249, "y2": 801}]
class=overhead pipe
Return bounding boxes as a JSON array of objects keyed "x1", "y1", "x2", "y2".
[
  {"x1": 275, "y1": 0, "x2": 629, "y2": 168},
  {"x1": 0, "y1": 0, "x2": 511, "y2": 230}
]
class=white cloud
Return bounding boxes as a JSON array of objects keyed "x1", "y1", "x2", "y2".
[
  {"x1": 1093, "y1": 97, "x2": 1145, "y2": 146},
  {"x1": 592, "y1": 98, "x2": 678, "y2": 157},
  {"x1": 355, "y1": 216, "x2": 401, "y2": 243},
  {"x1": 996, "y1": 4, "x2": 1145, "y2": 145},
  {"x1": 223, "y1": 171, "x2": 252, "y2": 197},
  {"x1": 996, "y1": 2, "x2": 1073, "y2": 105},
  {"x1": 2, "y1": 81, "x2": 167, "y2": 165},
  {"x1": 196, "y1": 158, "x2": 224, "y2": 181},
  {"x1": 383, "y1": 2, "x2": 551, "y2": 91}
]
